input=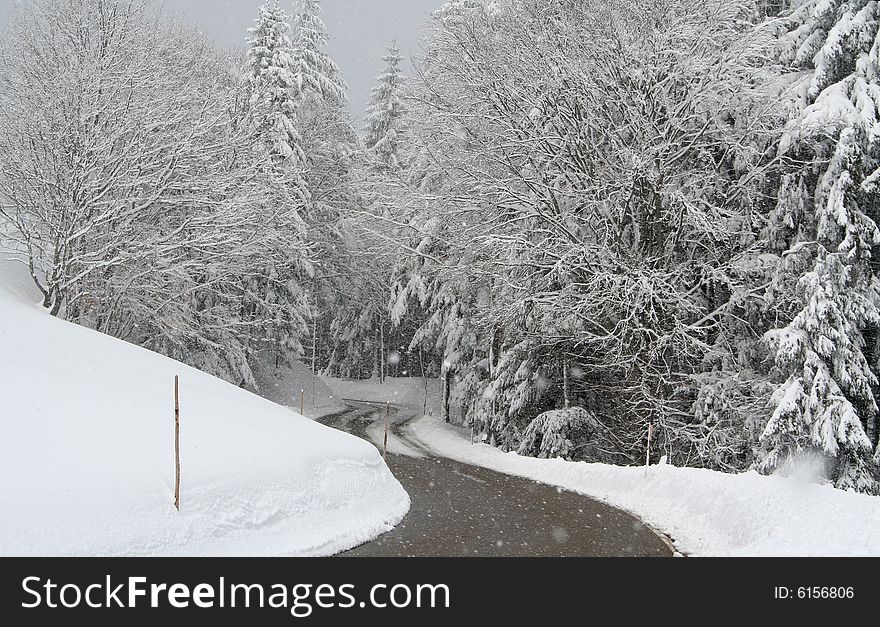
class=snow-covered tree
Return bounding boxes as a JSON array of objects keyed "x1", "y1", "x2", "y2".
[
  {"x1": 0, "y1": 0, "x2": 314, "y2": 388},
  {"x1": 390, "y1": 0, "x2": 781, "y2": 458},
  {"x1": 363, "y1": 41, "x2": 407, "y2": 169},
  {"x1": 763, "y1": 253, "x2": 879, "y2": 491},
  {"x1": 317, "y1": 42, "x2": 414, "y2": 379},
  {"x1": 761, "y1": 0, "x2": 880, "y2": 490},
  {"x1": 247, "y1": 0, "x2": 307, "y2": 183},
  {"x1": 517, "y1": 407, "x2": 604, "y2": 461},
  {"x1": 289, "y1": 0, "x2": 347, "y2": 105},
  {"x1": 283, "y1": 0, "x2": 360, "y2": 379},
  {"x1": 756, "y1": 0, "x2": 796, "y2": 18},
  {"x1": 436, "y1": 0, "x2": 483, "y2": 25}
]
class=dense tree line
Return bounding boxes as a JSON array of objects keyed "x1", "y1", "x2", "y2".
[
  {"x1": 3, "y1": 0, "x2": 880, "y2": 494},
  {"x1": 0, "y1": 0, "x2": 358, "y2": 387},
  {"x1": 0, "y1": 0, "x2": 316, "y2": 386},
  {"x1": 374, "y1": 0, "x2": 880, "y2": 493}
]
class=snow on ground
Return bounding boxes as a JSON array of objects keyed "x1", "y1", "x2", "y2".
[
  {"x1": 322, "y1": 376, "x2": 437, "y2": 457},
  {"x1": 332, "y1": 377, "x2": 880, "y2": 556},
  {"x1": 252, "y1": 354, "x2": 345, "y2": 419},
  {"x1": 409, "y1": 417, "x2": 880, "y2": 556},
  {"x1": 365, "y1": 412, "x2": 426, "y2": 458},
  {"x1": 322, "y1": 375, "x2": 440, "y2": 414},
  {"x1": 0, "y1": 260, "x2": 409, "y2": 556}
]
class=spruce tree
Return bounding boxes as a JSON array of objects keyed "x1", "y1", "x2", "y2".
[
  {"x1": 247, "y1": 0, "x2": 307, "y2": 184},
  {"x1": 763, "y1": 0, "x2": 880, "y2": 490},
  {"x1": 363, "y1": 41, "x2": 407, "y2": 169},
  {"x1": 246, "y1": 0, "x2": 312, "y2": 372},
  {"x1": 289, "y1": 0, "x2": 347, "y2": 105}
]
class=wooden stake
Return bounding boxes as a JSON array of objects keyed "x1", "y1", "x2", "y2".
[
  {"x1": 174, "y1": 375, "x2": 180, "y2": 512},
  {"x1": 380, "y1": 323, "x2": 385, "y2": 384},
  {"x1": 311, "y1": 300, "x2": 318, "y2": 409},
  {"x1": 300, "y1": 388, "x2": 305, "y2": 416},
  {"x1": 441, "y1": 364, "x2": 450, "y2": 423},
  {"x1": 384, "y1": 402, "x2": 390, "y2": 459},
  {"x1": 645, "y1": 422, "x2": 654, "y2": 470}
]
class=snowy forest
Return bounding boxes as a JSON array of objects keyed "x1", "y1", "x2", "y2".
[{"x1": 2, "y1": 0, "x2": 880, "y2": 495}]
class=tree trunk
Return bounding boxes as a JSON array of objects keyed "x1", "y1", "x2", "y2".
[
  {"x1": 487, "y1": 330, "x2": 496, "y2": 441},
  {"x1": 563, "y1": 359, "x2": 570, "y2": 409},
  {"x1": 419, "y1": 349, "x2": 428, "y2": 415},
  {"x1": 868, "y1": 412, "x2": 878, "y2": 450},
  {"x1": 44, "y1": 290, "x2": 62, "y2": 317},
  {"x1": 373, "y1": 328, "x2": 380, "y2": 381}
]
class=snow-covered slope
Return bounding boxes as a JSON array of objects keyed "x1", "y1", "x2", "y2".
[{"x1": 0, "y1": 260, "x2": 409, "y2": 556}]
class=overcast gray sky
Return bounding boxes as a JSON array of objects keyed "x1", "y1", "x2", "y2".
[{"x1": 0, "y1": 0, "x2": 441, "y2": 119}]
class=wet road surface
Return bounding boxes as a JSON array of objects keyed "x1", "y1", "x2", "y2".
[{"x1": 319, "y1": 401, "x2": 672, "y2": 557}]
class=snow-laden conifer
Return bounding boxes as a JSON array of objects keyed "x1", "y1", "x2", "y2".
[
  {"x1": 763, "y1": 0, "x2": 880, "y2": 488},
  {"x1": 289, "y1": 0, "x2": 347, "y2": 105},
  {"x1": 363, "y1": 41, "x2": 407, "y2": 169}
]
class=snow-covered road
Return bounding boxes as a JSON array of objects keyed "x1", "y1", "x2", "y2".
[{"x1": 319, "y1": 401, "x2": 673, "y2": 557}]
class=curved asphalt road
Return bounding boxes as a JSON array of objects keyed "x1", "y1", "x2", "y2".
[{"x1": 319, "y1": 401, "x2": 672, "y2": 557}]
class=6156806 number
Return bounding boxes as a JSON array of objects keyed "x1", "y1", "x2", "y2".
[{"x1": 797, "y1": 587, "x2": 853, "y2": 599}]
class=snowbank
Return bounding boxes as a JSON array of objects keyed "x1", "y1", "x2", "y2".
[
  {"x1": 0, "y1": 260, "x2": 409, "y2": 556},
  {"x1": 408, "y1": 416, "x2": 880, "y2": 556}
]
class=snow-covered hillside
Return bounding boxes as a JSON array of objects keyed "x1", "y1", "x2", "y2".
[{"x1": 0, "y1": 260, "x2": 409, "y2": 556}]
